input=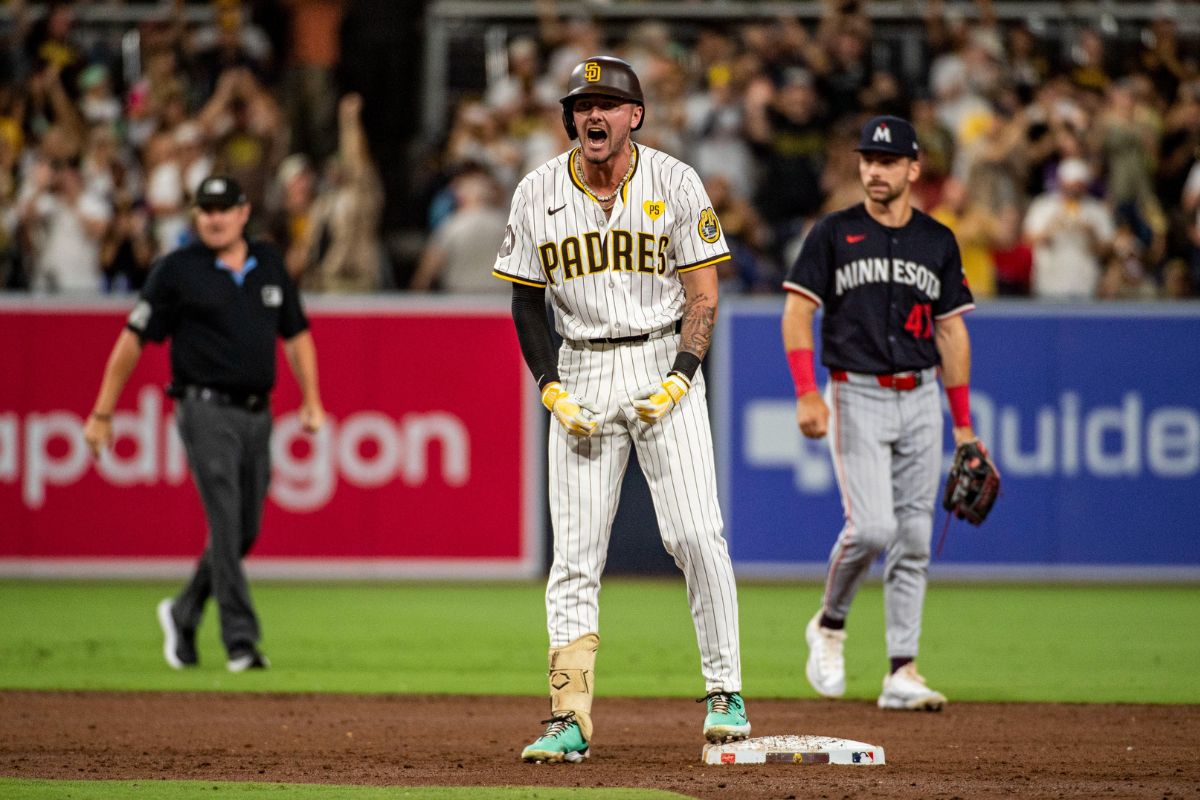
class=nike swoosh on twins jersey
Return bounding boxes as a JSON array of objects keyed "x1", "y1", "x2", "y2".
[
  {"x1": 846, "y1": 234, "x2": 867, "y2": 243},
  {"x1": 548, "y1": 204, "x2": 567, "y2": 215}
]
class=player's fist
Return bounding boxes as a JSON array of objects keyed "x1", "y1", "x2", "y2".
[
  {"x1": 796, "y1": 392, "x2": 829, "y2": 439},
  {"x1": 631, "y1": 373, "x2": 690, "y2": 424},
  {"x1": 83, "y1": 414, "x2": 113, "y2": 458},
  {"x1": 541, "y1": 381, "x2": 599, "y2": 437}
]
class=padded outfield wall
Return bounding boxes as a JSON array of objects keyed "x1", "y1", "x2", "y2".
[
  {"x1": 713, "y1": 298, "x2": 1200, "y2": 581},
  {"x1": 0, "y1": 296, "x2": 543, "y2": 579},
  {"x1": 1, "y1": 296, "x2": 1197, "y2": 580}
]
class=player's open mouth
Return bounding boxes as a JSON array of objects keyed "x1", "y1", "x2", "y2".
[{"x1": 586, "y1": 127, "x2": 608, "y2": 143}]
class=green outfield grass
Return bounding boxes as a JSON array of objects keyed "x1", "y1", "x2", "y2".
[
  {"x1": 0, "y1": 579, "x2": 1196, "y2": 703},
  {"x1": 0, "y1": 779, "x2": 690, "y2": 799}
]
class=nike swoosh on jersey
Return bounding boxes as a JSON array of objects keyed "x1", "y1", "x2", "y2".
[
  {"x1": 548, "y1": 204, "x2": 567, "y2": 215},
  {"x1": 846, "y1": 234, "x2": 867, "y2": 243}
]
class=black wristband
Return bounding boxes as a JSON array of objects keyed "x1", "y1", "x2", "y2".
[
  {"x1": 669, "y1": 351, "x2": 703, "y2": 381},
  {"x1": 90, "y1": 412, "x2": 113, "y2": 422}
]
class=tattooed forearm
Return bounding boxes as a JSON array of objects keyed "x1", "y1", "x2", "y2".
[{"x1": 680, "y1": 291, "x2": 716, "y2": 359}]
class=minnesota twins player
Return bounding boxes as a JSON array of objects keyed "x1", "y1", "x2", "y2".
[
  {"x1": 493, "y1": 56, "x2": 749, "y2": 762},
  {"x1": 780, "y1": 116, "x2": 987, "y2": 711}
]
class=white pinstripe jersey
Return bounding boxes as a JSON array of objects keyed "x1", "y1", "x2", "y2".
[{"x1": 492, "y1": 143, "x2": 730, "y2": 341}]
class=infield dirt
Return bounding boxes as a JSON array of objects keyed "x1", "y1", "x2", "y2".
[{"x1": 2, "y1": 691, "x2": 1197, "y2": 799}]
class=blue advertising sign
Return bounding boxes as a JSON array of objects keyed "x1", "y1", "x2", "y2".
[{"x1": 713, "y1": 300, "x2": 1200, "y2": 579}]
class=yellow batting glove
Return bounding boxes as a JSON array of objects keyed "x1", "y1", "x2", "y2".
[
  {"x1": 630, "y1": 373, "x2": 690, "y2": 424},
  {"x1": 541, "y1": 381, "x2": 599, "y2": 437}
]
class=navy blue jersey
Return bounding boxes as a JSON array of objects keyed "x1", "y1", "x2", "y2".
[{"x1": 783, "y1": 203, "x2": 974, "y2": 373}]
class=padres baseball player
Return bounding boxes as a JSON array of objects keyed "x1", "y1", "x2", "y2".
[
  {"x1": 780, "y1": 116, "x2": 988, "y2": 711},
  {"x1": 493, "y1": 56, "x2": 749, "y2": 762}
]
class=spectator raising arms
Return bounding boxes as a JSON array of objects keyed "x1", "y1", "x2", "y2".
[
  {"x1": 1024, "y1": 159, "x2": 1115, "y2": 300},
  {"x1": 298, "y1": 93, "x2": 384, "y2": 293},
  {"x1": 17, "y1": 154, "x2": 111, "y2": 292}
]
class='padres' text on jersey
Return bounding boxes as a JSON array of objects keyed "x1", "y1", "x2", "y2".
[
  {"x1": 783, "y1": 204, "x2": 974, "y2": 374},
  {"x1": 493, "y1": 144, "x2": 730, "y2": 340}
]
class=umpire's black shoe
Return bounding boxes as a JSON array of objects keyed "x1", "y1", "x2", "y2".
[
  {"x1": 227, "y1": 648, "x2": 270, "y2": 673},
  {"x1": 156, "y1": 598, "x2": 198, "y2": 669}
]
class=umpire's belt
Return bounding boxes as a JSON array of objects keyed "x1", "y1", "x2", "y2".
[
  {"x1": 171, "y1": 384, "x2": 270, "y2": 412},
  {"x1": 829, "y1": 367, "x2": 937, "y2": 392},
  {"x1": 581, "y1": 319, "x2": 681, "y2": 345}
]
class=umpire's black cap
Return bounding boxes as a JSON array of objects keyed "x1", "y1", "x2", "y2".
[
  {"x1": 855, "y1": 115, "x2": 920, "y2": 158},
  {"x1": 194, "y1": 175, "x2": 247, "y2": 209}
]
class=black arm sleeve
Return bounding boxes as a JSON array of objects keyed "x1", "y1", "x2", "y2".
[{"x1": 511, "y1": 283, "x2": 560, "y2": 389}]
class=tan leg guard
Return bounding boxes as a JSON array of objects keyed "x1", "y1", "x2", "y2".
[{"x1": 548, "y1": 633, "x2": 599, "y2": 742}]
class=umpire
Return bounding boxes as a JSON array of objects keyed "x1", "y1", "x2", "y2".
[{"x1": 84, "y1": 175, "x2": 326, "y2": 672}]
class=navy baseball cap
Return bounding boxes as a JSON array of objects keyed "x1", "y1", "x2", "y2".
[
  {"x1": 855, "y1": 115, "x2": 920, "y2": 158},
  {"x1": 194, "y1": 175, "x2": 247, "y2": 209}
]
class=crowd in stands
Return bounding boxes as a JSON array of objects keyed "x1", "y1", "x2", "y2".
[
  {"x1": 2, "y1": 0, "x2": 1200, "y2": 301},
  {"x1": 427, "y1": 0, "x2": 1200, "y2": 300},
  {"x1": 0, "y1": 0, "x2": 385, "y2": 294}
]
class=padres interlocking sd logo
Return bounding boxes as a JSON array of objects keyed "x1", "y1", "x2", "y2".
[
  {"x1": 584, "y1": 61, "x2": 601, "y2": 82},
  {"x1": 698, "y1": 207, "x2": 721, "y2": 243}
]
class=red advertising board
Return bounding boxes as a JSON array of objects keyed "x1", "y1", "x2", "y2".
[{"x1": 0, "y1": 298, "x2": 541, "y2": 578}]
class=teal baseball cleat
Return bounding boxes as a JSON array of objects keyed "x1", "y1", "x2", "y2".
[
  {"x1": 701, "y1": 691, "x2": 751, "y2": 743},
  {"x1": 521, "y1": 713, "x2": 590, "y2": 763}
]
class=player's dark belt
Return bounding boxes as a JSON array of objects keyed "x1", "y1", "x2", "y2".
[
  {"x1": 829, "y1": 369, "x2": 931, "y2": 391},
  {"x1": 585, "y1": 319, "x2": 682, "y2": 345},
  {"x1": 169, "y1": 384, "x2": 270, "y2": 412}
]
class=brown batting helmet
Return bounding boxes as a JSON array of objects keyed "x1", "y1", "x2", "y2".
[{"x1": 560, "y1": 56, "x2": 645, "y2": 140}]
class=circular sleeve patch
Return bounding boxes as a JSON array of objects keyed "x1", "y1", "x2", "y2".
[{"x1": 698, "y1": 207, "x2": 721, "y2": 244}]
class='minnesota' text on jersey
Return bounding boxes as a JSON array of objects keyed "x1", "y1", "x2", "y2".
[{"x1": 783, "y1": 203, "x2": 974, "y2": 374}]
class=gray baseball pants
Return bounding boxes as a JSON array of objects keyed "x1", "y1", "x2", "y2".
[
  {"x1": 170, "y1": 397, "x2": 273, "y2": 657},
  {"x1": 820, "y1": 373, "x2": 942, "y2": 659}
]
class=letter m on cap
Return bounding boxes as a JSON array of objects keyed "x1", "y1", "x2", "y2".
[{"x1": 873, "y1": 124, "x2": 891, "y2": 143}]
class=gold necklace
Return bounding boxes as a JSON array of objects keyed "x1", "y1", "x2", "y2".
[{"x1": 575, "y1": 145, "x2": 635, "y2": 205}]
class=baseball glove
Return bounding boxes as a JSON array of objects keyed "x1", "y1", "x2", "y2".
[{"x1": 941, "y1": 440, "x2": 1000, "y2": 525}]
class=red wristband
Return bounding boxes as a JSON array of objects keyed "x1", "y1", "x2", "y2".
[
  {"x1": 946, "y1": 384, "x2": 971, "y2": 427},
  {"x1": 786, "y1": 348, "x2": 818, "y2": 396}
]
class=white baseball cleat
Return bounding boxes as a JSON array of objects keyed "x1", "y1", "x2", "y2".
[
  {"x1": 805, "y1": 612, "x2": 846, "y2": 698},
  {"x1": 877, "y1": 663, "x2": 947, "y2": 711}
]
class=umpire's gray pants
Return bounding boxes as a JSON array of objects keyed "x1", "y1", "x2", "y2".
[{"x1": 171, "y1": 398, "x2": 272, "y2": 657}]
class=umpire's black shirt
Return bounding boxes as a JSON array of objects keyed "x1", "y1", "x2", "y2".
[{"x1": 126, "y1": 239, "x2": 309, "y2": 394}]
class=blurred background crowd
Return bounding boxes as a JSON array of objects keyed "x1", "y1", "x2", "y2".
[{"x1": 2, "y1": 0, "x2": 1200, "y2": 301}]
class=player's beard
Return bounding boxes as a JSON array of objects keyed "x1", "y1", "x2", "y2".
[
  {"x1": 581, "y1": 128, "x2": 630, "y2": 165},
  {"x1": 863, "y1": 177, "x2": 907, "y2": 208}
]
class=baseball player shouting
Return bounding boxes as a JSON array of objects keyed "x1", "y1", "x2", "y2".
[
  {"x1": 493, "y1": 56, "x2": 749, "y2": 762},
  {"x1": 780, "y1": 115, "x2": 988, "y2": 711}
]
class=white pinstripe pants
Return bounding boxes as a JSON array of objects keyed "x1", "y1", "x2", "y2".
[
  {"x1": 822, "y1": 376, "x2": 943, "y2": 659},
  {"x1": 546, "y1": 334, "x2": 742, "y2": 693}
]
